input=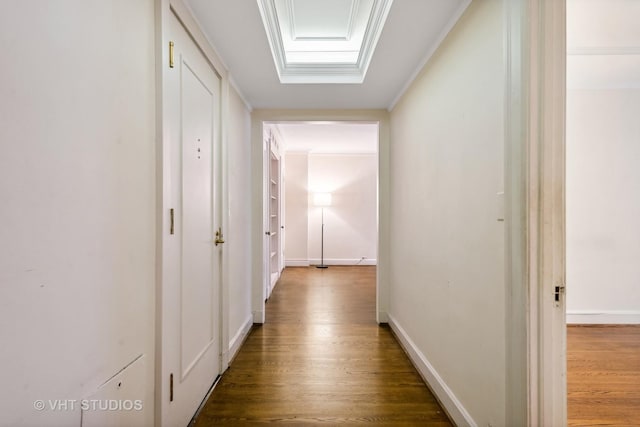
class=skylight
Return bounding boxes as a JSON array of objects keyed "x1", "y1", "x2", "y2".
[{"x1": 257, "y1": 0, "x2": 394, "y2": 83}]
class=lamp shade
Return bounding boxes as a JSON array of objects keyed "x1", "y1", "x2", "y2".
[{"x1": 313, "y1": 192, "x2": 332, "y2": 207}]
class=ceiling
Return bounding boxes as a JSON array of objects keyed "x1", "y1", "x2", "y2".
[
  {"x1": 184, "y1": 0, "x2": 469, "y2": 109},
  {"x1": 275, "y1": 122, "x2": 378, "y2": 154},
  {"x1": 567, "y1": 0, "x2": 640, "y2": 90}
]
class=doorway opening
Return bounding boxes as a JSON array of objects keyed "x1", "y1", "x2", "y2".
[
  {"x1": 566, "y1": 1, "x2": 640, "y2": 425},
  {"x1": 261, "y1": 120, "x2": 380, "y2": 322}
]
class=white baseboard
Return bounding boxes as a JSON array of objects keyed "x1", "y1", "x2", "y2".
[
  {"x1": 307, "y1": 258, "x2": 377, "y2": 266},
  {"x1": 567, "y1": 310, "x2": 640, "y2": 324},
  {"x1": 285, "y1": 259, "x2": 310, "y2": 267},
  {"x1": 252, "y1": 310, "x2": 264, "y2": 324},
  {"x1": 227, "y1": 315, "x2": 253, "y2": 364},
  {"x1": 377, "y1": 311, "x2": 389, "y2": 324},
  {"x1": 388, "y1": 315, "x2": 477, "y2": 427}
]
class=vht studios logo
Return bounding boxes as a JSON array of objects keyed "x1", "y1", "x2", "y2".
[{"x1": 33, "y1": 399, "x2": 143, "y2": 411}]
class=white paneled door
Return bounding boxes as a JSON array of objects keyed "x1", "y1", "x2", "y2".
[{"x1": 161, "y1": 12, "x2": 222, "y2": 427}]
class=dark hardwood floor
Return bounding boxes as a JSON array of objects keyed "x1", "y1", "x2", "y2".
[
  {"x1": 194, "y1": 266, "x2": 452, "y2": 426},
  {"x1": 568, "y1": 325, "x2": 640, "y2": 427}
]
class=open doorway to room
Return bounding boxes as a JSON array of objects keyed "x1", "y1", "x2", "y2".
[
  {"x1": 262, "y1": 121, "x2": 379, "y2": 320},
  {"x1": 566, "y1": 1, "x2": 640, "y2": 425}
]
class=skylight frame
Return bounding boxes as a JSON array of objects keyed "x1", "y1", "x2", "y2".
[{"x1": 257, "y1": 0, "x2": 394, "y2": 84}]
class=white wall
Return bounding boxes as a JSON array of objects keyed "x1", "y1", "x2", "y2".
[
  {"x1": 226, "y1": 86, "x2": 254, "y2": 356},
  {"x1": 283, "y1": 153, "x2": 378, "y2": 266},
  {"x1": 0, "y1": 1, "x2": 156, "y2": 426},
  {"x1": 388, "y1": 1, "x2": 505, "y2": 426},
  {"x1": 308, "y1": 154, "x2": 378, "y2": 265},
  {"x1": 566, "y1": 89, "x2": 640, "y2": 324},
  {"x1": 283, "y1": 153, "x2": 309, "y2": 265}
]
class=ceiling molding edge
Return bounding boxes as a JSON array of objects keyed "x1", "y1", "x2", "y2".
[
  {"x1": 356, "y1": 0, "x2": 393, "y2": 79},
  {"x1": 387, "y1": 0, "x2": 471, "y2": 112},
  {"x1": 257, "y1": 0, "x2": 290, "y2": 82}
]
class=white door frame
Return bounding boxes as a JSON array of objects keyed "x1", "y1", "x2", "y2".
[
  {"x1": 250, "y1": 110, "x2": 391, "y2": 324},
  {"x1": 155, "y1": 0, "x2": 232, "y2": 425},
  {"x1": 262, "y1": 126, "x2": 282, "y2": 300},
  {"x1": 505, "y1": 0, "x2": 566, "y2": 425}
]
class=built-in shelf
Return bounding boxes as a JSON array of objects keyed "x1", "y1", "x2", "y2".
[{"x1": 268, "y1": 132, "x2": 281, "y2": 296}]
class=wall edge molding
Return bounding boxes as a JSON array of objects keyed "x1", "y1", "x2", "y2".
[
  {"x1": 285, "y1": 259, "x2": 311, "y2": 267},
  {"x1": 566, "y1": 310, "x2": 640, "y2": 325},
  {"x1": 388, "y1": 315, "x2": 477, "y2": 427},
  {"x1": 252, "y1": 310, "x2": 265, "y2": 324},
  {"x1": 377, "y1": 311, "x2": 389, "y2": 324},
  {"x1": 228, "y1": 315, "x2": 254, "y2": 364},
  {"x1": 306, "y1": 258, "x2": 377, "y2": 266}
]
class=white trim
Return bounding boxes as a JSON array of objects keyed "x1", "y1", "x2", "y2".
[
  {"x1": 503, "y1": 0, "x2": 528, "y2": 424},
  {"x1": 305, "y1": 152, "x2": 378, "y2": 157},
  {"x1": 377, "y1": 311, "x2": 388, "y2": 323},
  {"x1": 522, "y1": 1, "x2": 567, "y2": 426},
  {"x1": 284, "y1": 259, "x2": 310, "y2": 267},
  {"x1": 387, "y1": 0, "x2": 471, "y2": 111},
  {"x1": 226, "y1": 315, "x2": 254, "y2": 364},
  {"x1": 252, "y1": 310, "x2": 265, "y2": 324},
  {"x1": 220, "y1": 62, "x2": 231, "y2": 373},
  {"x1": 388, "y1": 315, "x2": 477, "y2": 427},
  {"x1": 566, "y1": 311, "x2": 640, "y2": 325},
  {"x1": 284, "y1": 149, "x2": 378, "y2": 155},
  {"x1": 568, "y1": 46, "x2": 640, "y2": 56},
  {"x1": 308, "y1": 258, "x2": 377, "y2": 266}
]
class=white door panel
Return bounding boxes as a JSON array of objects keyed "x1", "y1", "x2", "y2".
[
  {"x1": 180, "y1": 62, "x2": 215, "y2": 378},
  {"x1": 161, "y1": 11, "x2": 221, "y2": 427}
]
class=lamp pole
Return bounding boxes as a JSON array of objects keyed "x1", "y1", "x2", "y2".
[{"x1": 317, "y1": 206, "x2": 328, "y2": 268}]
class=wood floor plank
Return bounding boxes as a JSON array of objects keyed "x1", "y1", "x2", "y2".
[
  {"x1": 568, "y1": 325, "x2": 640, "y2": 427},
  {"x1": 193, "y1": 266, "x2": 452, "y2": 426}
]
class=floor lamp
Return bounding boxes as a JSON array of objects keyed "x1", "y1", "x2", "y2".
[{"x1": 313, "y1": 192, "x2": 332, "y2": 269}]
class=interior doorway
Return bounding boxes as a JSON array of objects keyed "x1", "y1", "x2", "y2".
[
  {"x1": 251, "y1": 113, "x2": 389, "y2": 325},
  {"x1": 263, "y1": 122, "x2": 379, "y2": 310},
  {"x1": 566, "y1": 0, "x2": 640, "y2": 425}
]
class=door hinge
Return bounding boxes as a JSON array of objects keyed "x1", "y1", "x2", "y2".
[
  {"x1": 554, "y1": 285, "x2": 565, "y2": 304},
  {"x1": 169, "y1": 41, "x2": 175, "y2": 68},
  {"x1": 169, "y1": 373, "x2": 174, "y2": 402},
  {"x1": 170, "y1": 208, "x2": 174, "y2": 235}
]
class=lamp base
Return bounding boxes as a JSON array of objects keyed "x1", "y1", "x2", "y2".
[{"x1": 316, "y1": 264, "x2": 329, "y2": 269}]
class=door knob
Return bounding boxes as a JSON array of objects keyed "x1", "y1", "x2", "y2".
[
  {"x1": 215, "y1": 228, "x2": 225, "y2": 246},
  {"x1": 265, "y1": 231, "x2": 272, "y2": 236}
]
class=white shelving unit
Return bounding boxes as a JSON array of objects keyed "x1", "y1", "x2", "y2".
[{"x1": 268, "y1": 138, "x2": 281, "y2": 294}]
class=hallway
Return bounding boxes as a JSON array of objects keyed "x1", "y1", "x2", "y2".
[{"x1": 194, "y1": 266, "x2": 451, "y2": 425}]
